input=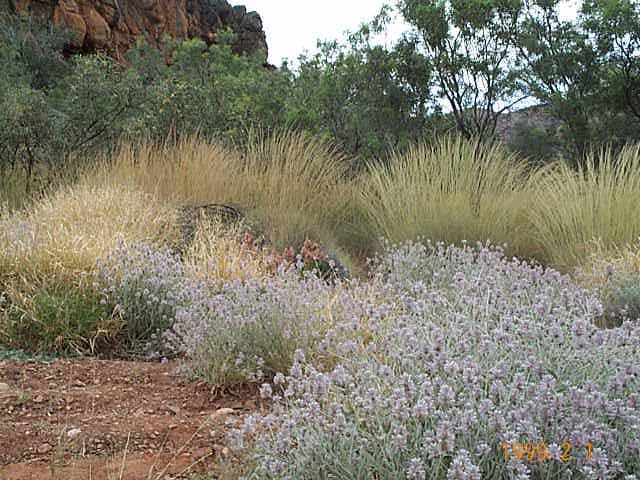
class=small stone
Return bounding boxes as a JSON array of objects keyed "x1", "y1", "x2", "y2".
[
  {"x1": 0, "y1": 383, "x2": 10, "y2": 393},
  {"x1": 221, "y1": 447, "x2": 230, "y2": 457},
  {"x1": 37, "y1": 443, "x2": 52, "y2": 454},
  {"x1": 214, "y1": 407, "x2": 234, "y2": 416},
  {"x1": 67, "y1": 428, "x2": 82, "y2": 439},
  {"x1": 166, "y1": 405, "x2": 180, "y2": 415},
  {"x1": 33, "y1": 395, "x2": 44, "y2": 403}
]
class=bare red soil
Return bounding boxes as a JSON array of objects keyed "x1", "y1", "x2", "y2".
[{"x1": 0, "y1": 359, "x2": 262, "y2": 480}]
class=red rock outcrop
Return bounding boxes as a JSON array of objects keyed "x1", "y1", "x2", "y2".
[{"x1": 9, "y1": 0, "x2": 267, "y2": 61}]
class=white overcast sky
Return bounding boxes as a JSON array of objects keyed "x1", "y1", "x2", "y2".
[{"x1": 241, "y1": 0, "x2": 581, "y2": 66}]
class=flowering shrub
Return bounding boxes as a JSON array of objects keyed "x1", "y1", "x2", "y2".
[
  {"x1": 96, "y1": 242, "x2": 189, "y2": 352},
  {"x1": 165, "y1": 264, "x2": 357, "y2": 385},
  {"x1": 235, "y1": 242, "x2": 640, "y2": 479}
]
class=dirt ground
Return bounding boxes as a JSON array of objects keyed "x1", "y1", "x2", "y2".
[{"x1": 0, "y1": 358, "x2": 262, "y2": 480}]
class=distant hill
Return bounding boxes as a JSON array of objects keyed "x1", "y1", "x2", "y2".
[{"x1": 496, "y1": 104, "x2": 561, "y2": 144}]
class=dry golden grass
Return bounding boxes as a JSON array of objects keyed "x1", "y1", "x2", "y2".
[
  {"x1": 575, "y1": 238, "x2": 640, "y2": 291},
  {"x1": 96, "y1": 131, "x2": 350, "y2": 250},
  {"x1": 529, "y1": 145, "x2": 640, "y2": 271},
  {"x1": 360, "y1": 136, "x2": 534, "y2": 257},
  {"x1": 0, "y1": 183, "x2": 178, "y2": 288},
  {"x1": 94, "y1": 137, "x2": 240, "y2": 206},
  {"x1": 182, "y1": 215, "x2": 266, "y2": 288},
  {"x1": 0, "y1": 183, "x2": 179, "y2": 353}
]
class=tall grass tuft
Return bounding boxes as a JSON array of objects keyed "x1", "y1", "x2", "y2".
[
  {"x1": 183, "y1": 215, "x2": 266, "y2": 288},
  {"x1": 360, "y1": 136, "x2": 532, "y2": 256},
  {"x1": 0, "y1": 184, "x2": 178, "y2": 353},
  {"x1": 529, "y1": 145, "x2": 640, "y2": 270},
  {"x1": 237, "y1": 130, "x2": 349, "y2": 248},
  {"x1": 98, "y1": 132, "x2": 350, "y2": 251},
  {"x1": 0, "y1": 183, "x2": 178, "y2": 286},
  {"x1": 96, "y1": 137, "x2": 240, "y2": 207}
]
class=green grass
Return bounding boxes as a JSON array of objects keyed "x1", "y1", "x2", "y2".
[
  {"x1": 360, "y1": 136, "x2": 534, "y2": 258},
  {"x1": 0, "y1": 282, "x2": 118, "y2": 355},
  {"x1": 529, "y1": 145, "x2": 640, "y2": 270}
]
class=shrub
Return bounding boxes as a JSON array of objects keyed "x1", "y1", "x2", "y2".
[
  {"x1": 235, "y1": 242, "x2": 640, "y2": 478},
  {"x1": 96, "y1": 242, "x2": 189, "y2": 353},
  {"x1": 606, "y1": 272, "x2": 640, "y2": 323},
  {"x1": 360, "y1": 137, "x2": 533, "y2": 258},
  {"x1": 165, "y1": 265, "x2": 360, "y2": 386},
  {"x1": 529, "y1": 145, "x2": 640, "y2": 271}
]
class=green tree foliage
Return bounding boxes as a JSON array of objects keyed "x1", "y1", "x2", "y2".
[
  {"x1": 0, "y1": 13, "x2": 69, "y2": 192},
  {"x1": 583, "y1": 0, "x2": 640, "y2": 122},
  {"x1": 287, "y1": 10, "x2": 434, "y2": 159},
  {"x1": 514, "y1": 0, "x2": 602, "y2": 159},
  {"x1": 139, "y1": 34, "x2": 291, "y2": 144},
  {"x1": 400, "y1": 0, "x2": 527, "y2": 140},
  {"x1": 0, "y1": 16, "x2": 292, "y2": 193}
]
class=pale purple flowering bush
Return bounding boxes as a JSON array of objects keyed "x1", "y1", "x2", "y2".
[
  {"x1": 165, "y1": 263, "x2": 362, "y2": 385},
  {"x1": 236, "y1": 241, "x2": 640, "y2": 479},
  {"x1": 96, "y1": 241, "x2": 190, "y2": 351}
]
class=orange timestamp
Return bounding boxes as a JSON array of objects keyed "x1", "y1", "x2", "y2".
[{"x1": 501, "y1": 440, "x2": 593, "y2": 462}]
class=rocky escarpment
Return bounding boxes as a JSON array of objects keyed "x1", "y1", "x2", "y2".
[{"x1": 7, "y1": 0, "x2": 267, "y2": 61}]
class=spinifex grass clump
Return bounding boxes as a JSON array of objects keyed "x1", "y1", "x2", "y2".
[
  {"x1": 361, "y1": 137, "x2": 532, "y2": 257},
  {"x1": 236, "y1": 242, "x2": 640, "y2": 479},
  {"x1": 530, "y1": 145, "x2": 640, "y2": 271}
]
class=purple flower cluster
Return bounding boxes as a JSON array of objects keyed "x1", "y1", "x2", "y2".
[
  {"x1": 96, "y1": 241, "x2": 190, "y2": 351},
  {"x1": 236, "y1": 241, "x2": 640, "y2": 478},
  {"x1": 165, "y1": 264, "x2": 356, "y2": 385}
]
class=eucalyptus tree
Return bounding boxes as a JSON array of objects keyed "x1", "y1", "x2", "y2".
[
  {"x1": 514, "y1": 0, "x2": 602, "y2": 160},
  {"x1": 582, "y1": 0, "x2": 640, "y2": 123},
  {"x1": 399, "y1": 0, "x2": 527, "y2": 141}
]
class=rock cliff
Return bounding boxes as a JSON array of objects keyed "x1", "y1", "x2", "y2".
[{"x1": 8, "y1": 0, "x2": 267, "y2": 61}]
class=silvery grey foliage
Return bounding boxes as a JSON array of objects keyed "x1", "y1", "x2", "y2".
[
  {"x1": 96, "y1": 241, "x2": 190, "y2": 351},
  {"x1": 165, "y1": 262, "x2": 361, "y2": 385},
  {"x1": 236, "y1": 241, "x2": 640, "y2": 479}
]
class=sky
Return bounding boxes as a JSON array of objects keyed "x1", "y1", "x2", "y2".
[
  {"x1": 241, "y1": 0, "x2": 407, "y2": 65},
  {"x1": 241, "y1": 0, "x2": 581, "y2": 66}
]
